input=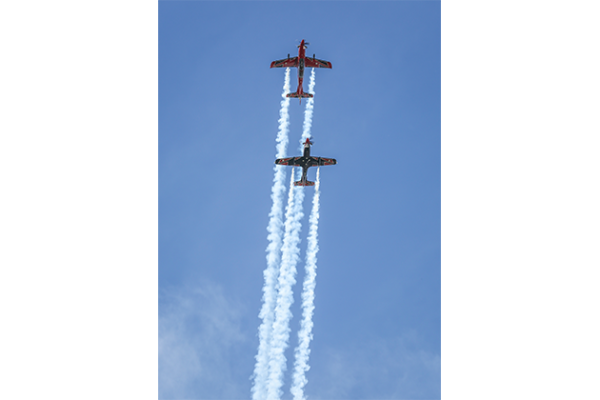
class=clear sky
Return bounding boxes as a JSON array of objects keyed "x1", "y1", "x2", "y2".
[{"x1": 159, "y1": 2, "x2": 440, "y2": 399}]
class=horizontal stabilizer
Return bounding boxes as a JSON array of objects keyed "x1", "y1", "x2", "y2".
[
  {"x1": 286, "y1": 92, "x2": 313, "y2": 98},
  {"x1": 294, "y1": 180, "x2": 315, "y2": 187}
]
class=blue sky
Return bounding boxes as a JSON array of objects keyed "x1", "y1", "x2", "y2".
[{"x1": 160, "y1": 2, "x2": 440, "y2": 399}]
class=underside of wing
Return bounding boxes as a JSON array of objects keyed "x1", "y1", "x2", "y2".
[
  {"x1": 304, "y1": 58, "x2": 332, "y2": 69},
  {"x1": 270, "y1": 57, "x2": 299, "y2": 68},
  {"x1": 317, "y1": 157, "x2": 337, "y2": 166},
  {"x1": 275, "y1": 157, "x2": 301, "y2": 166}
]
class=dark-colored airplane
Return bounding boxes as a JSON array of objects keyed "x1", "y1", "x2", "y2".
[
  {"x1": 270, "y1": 40, "x2": 332, "y2": 103},
  {"x1": 275, "y1": 138, "x2": 337, "y2": 186}
]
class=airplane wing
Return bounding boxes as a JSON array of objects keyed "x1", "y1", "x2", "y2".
[
  {"x1": 276, "y1": 156, "x2": 337, "y2": 166},
  {"x1": 275, "y1": 157, "x2": 301, "y2": 166},
  {"x1": 316, "y1": 157, "x2": 337, "y2": 166},
  {"x1": 304, "y1": 58, "x2": 332, "y2": 69},
  {"x1": 270, "y1": 57, "x2": 299, "y2": 68}
]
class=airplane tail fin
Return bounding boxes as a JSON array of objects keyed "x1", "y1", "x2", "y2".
[
  {"x1": 294, "y1": 180, "x2": 315, "y2": 187},
  {"x1": 286, "y1": 92, "x2": 313, "y2": 98}
]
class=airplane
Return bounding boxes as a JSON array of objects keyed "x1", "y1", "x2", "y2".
[
  {"x1": 270, "y1": 40, "x2": 332, "y2": 103},
  {"x1": 275, "y1": 138, "x2": 337, "y2": 186}
]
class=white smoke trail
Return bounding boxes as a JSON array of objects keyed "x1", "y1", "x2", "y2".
[
  {"x1": 289, "y1": 69, "x2": 318, "y2": 400},
  {"x1": 252, "y1": 68, "x2": 291, "y2": 400},
  {"x1": 266, "y1": 169, "x2": 305, "y2": 400},
  {"x1": 290, "y1": 168, "x2": 320, "y2": 400},
  {"x1": 301, "y1": 69, "x2": 317, "y2": 144}
]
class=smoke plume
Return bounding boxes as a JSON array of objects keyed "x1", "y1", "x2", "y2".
[
  {"x1": 291, "y1": 168, "x2": 321, "y2": 400},
  {"x1": 266, "y1": 169, "x2": 306, "y2": 400},
  {"x1": 252, "y1": 68, "x2": 291, "y2": 400}
]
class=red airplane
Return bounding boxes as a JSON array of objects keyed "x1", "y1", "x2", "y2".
[
  {"x1": 275, "y1": 138, "x2": 337, "y2": 186},
  {"x1": 270, "y1": 40, "x2": 332, "y2": 103}
]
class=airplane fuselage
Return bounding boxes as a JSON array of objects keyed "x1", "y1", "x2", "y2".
[
  {"x1": 297, "y1": 41, "x2": 306, "y2": 95},
  {"x1": 297, "y1": 140, "x2": 312, "y2": 182}
]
